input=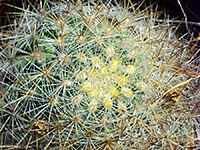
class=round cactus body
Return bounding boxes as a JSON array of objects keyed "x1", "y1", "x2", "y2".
[{"x1": 0, "y1": 0, "x2": 200, "y2": 149}]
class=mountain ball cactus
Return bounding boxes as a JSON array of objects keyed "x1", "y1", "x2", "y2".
[{"x1": 0, "y1": 0, "x2": 200, "y2": 149}]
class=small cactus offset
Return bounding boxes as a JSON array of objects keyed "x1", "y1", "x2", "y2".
[{"x1": 0, "y1": 0, "x2": 200, "y2": 149}]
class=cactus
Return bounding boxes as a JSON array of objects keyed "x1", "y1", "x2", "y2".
[{"x1": 0, "y1": 0, "x2": 200, "y2": 149}]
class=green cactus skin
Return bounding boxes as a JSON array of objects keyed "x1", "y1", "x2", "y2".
[{"x1": 0, "y1": 0, "x2": 200, "y2": 149}]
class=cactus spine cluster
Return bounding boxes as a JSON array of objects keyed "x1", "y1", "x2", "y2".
[{"x1": 0, "y1": 0, "x2": 200, "y2": 149}]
